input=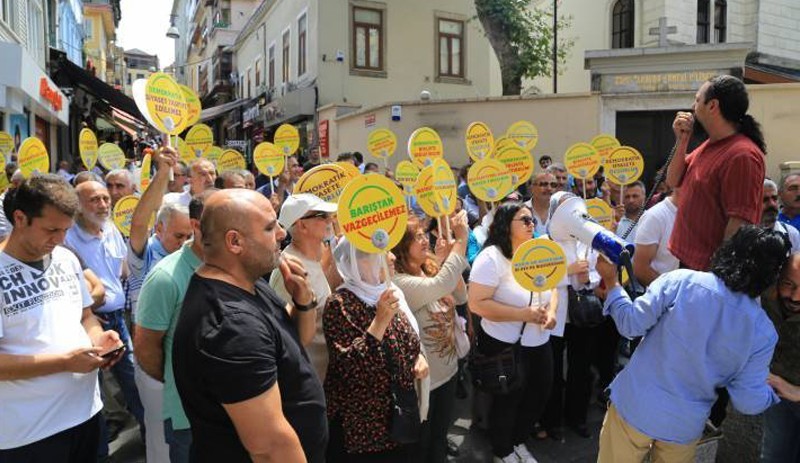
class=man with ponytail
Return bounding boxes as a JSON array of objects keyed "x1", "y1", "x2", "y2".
[{"x1": 667, "y1": 75, "x2": 766, "y2": 273}]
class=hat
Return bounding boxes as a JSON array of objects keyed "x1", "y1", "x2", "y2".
[{"x1": 278, "y1": 193, "x2": 337, "y2": 229}]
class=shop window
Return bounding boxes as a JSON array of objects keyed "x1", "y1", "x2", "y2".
[
  {"x1": 352, "y1": 6, "x2": 383, "y2": 71},
  {"x1": 612, "y1": 0, "x2": 634, "y2": 49}
]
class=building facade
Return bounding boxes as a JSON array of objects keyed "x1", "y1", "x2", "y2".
[
  {"x1": 123, "y1": 48, "x2": 159, "y2": 97},
  {"x1": 56, "y1": 0, "x2": 85, "y2": 66},
  {"x1": 83, "y1": 0, "x2": 124, "y2": 87}
]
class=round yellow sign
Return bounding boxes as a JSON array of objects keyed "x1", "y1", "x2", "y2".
[
  {"x1": 395, "y1": 160, "x2": 419, "y2": 196},
  {"x1": 274, "y1": 124, "x2": 300, "y2": 156},
  {"x1": 367, "y1": 128, "x2": 397, "y2": 159},
  {"x1": 506, "y1": 120, "x2": 539, "y2": 151},
  {"x1": 0, "y1": 131, "x2": 13, "y2": 156},
  {"x1": 336, "y1": 161, "x2": 362, "y2": 182},
  {"x1": 605, "y1": 146, "x2": 645, "y2": 186},
  {"x1": 432, "y1": 158, "x2": 457, "y2": 215},
  {"x1": 585, "y1": 198, "x2": 615, "y2": 231},
  {"x1": 98, "y1": 143, "x2": 125, "y2": 171},
  {"x1": 338, "y1": 173, "x2": 409, "y2": 254},
  {"x1": 0, "y1": 154, "x2": 8, "y2": 192},
  {"x1": 180, "y1": 85, "x2": 202, "y2": 128},
  {"x1": 564, "y1": 142, "x2": 601, "y2": 179},
  {"x1": 295, "y1": 164, "x2": 351, "y2": 203},
  {"x1": 465, "y1": 121, "x2": 495, "y2": 161},
  {"x1": 408, "y1": 127, "x2": 444, "y2": 168},
  {"x1": 140, "y1": 153, "x2": 152, "y2": 191},
  {"x1": 204, "y1": 145, "x2": 223, "y2": 165},
  {"x1": 79, "y1": 128, "x2": 99, "y2": 170},
  {"x1": 145, "y1": 72, "x2": 189, "y2": 135},
  {"x1": 112, "y1": 195, "x2": 139, "y2": 237},
  {"x1": 185, "y1": 124, "x2": 214, "y2": 158},
  {"x1": 413, "y1": 165, "x2": 442, "y2": 218},
  {"x1": 467, "y1": 158, "x2": 514, "y2": 202},
  {"x1": 591, "y1": 134, "x2": 621, "y2": 163},
  {"x1": 17, "y1": 137, "x2": 50, "y2": 177},
  {"x1": 493, "y1": 136, "x2": 514, "y2": 156},
  {"x1": 176, "y1": 137, "x2": 195, "y2": 165},
  {"x1": 511, "y1": 238, "x2": 568, "y2": 292},
  {"x1": 217, "y1": 149, "x2": 246, "y2": 173},
  {"x1": 253, "y1": 142, "x2": 285, "y2": 176},
  {"x1": 495, "y1": 144, "x2": 534, "y2": 188}
]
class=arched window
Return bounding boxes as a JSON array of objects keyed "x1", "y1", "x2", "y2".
[
  {"x1": 714, "y1": 0, "x2": 727, "y2": 43},
  {"x1": 612, "y1": 0, "x2": 635, "y2": 49},
  {"x1": 697, "y1": 0, "x2": 710, "y2": 44}
]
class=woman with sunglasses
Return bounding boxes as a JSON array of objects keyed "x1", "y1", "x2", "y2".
[{"x1": 468, "y1": 202, "x2": 559, "y2": 463}]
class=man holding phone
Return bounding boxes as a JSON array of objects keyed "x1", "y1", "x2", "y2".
[{"x1": 0, "y1": 175, "x2": 123, "y2": 461}]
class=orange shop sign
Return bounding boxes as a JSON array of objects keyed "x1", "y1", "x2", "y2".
[{"x1": 39, "y1": 78, "x2": 63, "y2": 111}]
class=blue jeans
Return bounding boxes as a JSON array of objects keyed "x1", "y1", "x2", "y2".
[
  {"x1": 97, "y1": 309, "x2": 145, "y2": 428},
  {"x1": 164, "y1": 419, "x2": 192, "y2": 463},
  {"x1": 761, "y1": 399, "x2": 800, "y2": 463}
]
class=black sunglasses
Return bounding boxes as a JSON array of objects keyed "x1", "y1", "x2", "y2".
[
  {"x1": 536, "y1": 182, "x2": 558, "y2": 188},
  {"x1": 300, "y1": 211, "x2": 331, "y2": 220},
  {"x1": 514, "y1": 216, "x2": 536, "y2": 226}
]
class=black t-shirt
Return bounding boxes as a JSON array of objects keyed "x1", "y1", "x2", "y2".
[{"x1": 173, "y1": 275, "x2": 327, "y2": 463}]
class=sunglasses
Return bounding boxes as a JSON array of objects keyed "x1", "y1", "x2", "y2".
[
  {"x1": 536, "y1": 182, "x2": 558, "y2": 188},
  {"x1": 300, "y1": 211, "x2": 331, "y2": 221},
  {"x1": 514, "y1": 216, "x2": 536, "y2": 226}
]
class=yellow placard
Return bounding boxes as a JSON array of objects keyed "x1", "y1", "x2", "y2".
[
  {"x1": 0, "y1": 154, "x2": 8, "y2": 192},
  {"x1": 204, "y1": 145, "x2": 223, "y2": 165},
  {"x1": 112, "y1": 195, "x2": 139, "y2": 237},
  {"x1": 432, "y1": 158, "x2": 457, "y2": 215},
  {"x1": 493, "y1": 136, "x2": 514, "y2": 156},
  {"x1": 180, "y1": 85, "x2": 202, "y2": 127},
  {"x1": 407, "y1": 127, "x2": 443, "y2": 168},
  {"x1": 274, "y1": 124, "x2": 300, "y2": 156},
  {"x1": 338, "y1": 173, "x2": 408, "y2": 254},
  {"x1": 591, "y1": 134, "x2": 621, "y2": 163},
  {"x1": 585, "y1": 198, "x2": 615, "y2": 231},
  {"x1": 140, "y1": 153, "x2": 152, "y2": 191},
  {"x1": 145, "y1": 72, "x2": 189, "y2": 134},
  {"x1": 176, "y1": 137, "x2": 195, "y2": 165},
  {"x1": 367, "y1": 128, "x2": 397, "y2": 159},
  {"x1": 18, "y1": 137, "x2": 49, "y2": 177},
  {"x1": 413, "y1": 165, "x2": 442, "y2": 218},
  {"x1": 78, "y1": 128, "x2": 99, "y2": 170},
  {"x1": 295, "y1": 163, "x2": 350, "y2": 203},
  {"x1": 0, "y1": 131, "x2": 13, "y2": 156},
  {"x1": 217, "y1": 149, "x2": 246, "y2": 173},
  {"x1": 512, "y1": 238, "x2": 567, "y2": 292},
  {"x1": 253, "y1": 142, "x2": 285, "y2": 176},
  {"x1": 97, "y1": 143, "x2": 125, "y2": 171},
  {"x1": 605, "y1": 146, "x2": 645, "y2": 186},
  {"x1": 467, "y1": 158, "x2": 514, "y2": 202},
  {"x1": 395, "y1": 160, "x2": 419, "y2": 196},
  {"x1": 336, "y1": 161, "x2": 362, "y2": 182},
  {"x1": 506, "y1": 120, "x2": 539, "y2": 151},
  {"x1": 465, "y1": 121, "x2": 495, "y2": 161},
  {"x1": 185, "y1": 124, "x2": 214, "y2": 158},
  {"x1": 564, "y1": 142, "x2": 601, "y2": 179},
  {"x1": 495, "y1": 144, "x2": 534, "y2": 189}
]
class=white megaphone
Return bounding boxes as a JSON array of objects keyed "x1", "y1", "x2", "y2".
[{"x1": 547, "y1": 193, "x2": 635, "y2": 265}]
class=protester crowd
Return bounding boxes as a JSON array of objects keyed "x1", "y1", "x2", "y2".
[{"x1": 1, "y1": 75, "x2": 799, "y2": 463}]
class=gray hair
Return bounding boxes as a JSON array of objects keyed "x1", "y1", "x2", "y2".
[
  {"x1": 779, "y1": 173, "x2": 800, "y2": 193},
  {"x1": 239, "y1": 169, "x2": 254, "y2": 180},
  {"x1": 156, "y1": 203, "x2": 189, "y2": 228},
  {"x1": 764, "y1": 178, "x2": 778, "y2": 191},
  {"x1": 174, "y1": 161, "x2": 189, "y2": 176},
  {"x1": 105, "y1": 169, "x2": 135, "y2": 187},
  {"x1": 547, "y1": 162, "x2": 567, "y2": 174}
]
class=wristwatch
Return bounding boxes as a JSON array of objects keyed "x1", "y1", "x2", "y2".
[{"x1": 293, "y1": 290, "x2": 318, "y2": 312}]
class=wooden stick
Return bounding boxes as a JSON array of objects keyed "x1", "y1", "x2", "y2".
[
  {"x1": 443, "y1": 215, "x2": 452, "y2": 241},
  {"x1": 381, "y1": 252, "x2": 392, "y2": 290},
  {"x1": 165, "y1": 134, "x2": 174, "y2": 181},
  {"x1": 582, "y1": 178, "x2": 587, "y2": 199},
  {"x1": 620, "y1": 184, "x2": 624, "y2": 208}
]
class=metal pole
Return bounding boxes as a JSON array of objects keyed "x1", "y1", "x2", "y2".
[{"x1": 553, "y1": 0, "x2": 558, "y2": 94}]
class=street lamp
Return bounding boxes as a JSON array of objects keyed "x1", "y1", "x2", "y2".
[{"x1": 167, "y1": 14, "x2": 180, "y2": 39}]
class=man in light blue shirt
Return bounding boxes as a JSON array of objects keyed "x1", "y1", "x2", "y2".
[{"x1": 594, "y1": 226, "x2": 788, "y2": 462}]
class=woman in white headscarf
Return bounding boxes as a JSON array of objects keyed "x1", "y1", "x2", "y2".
[{"x1": 323, "y1": 237, "x2": 429, "y2": 463}]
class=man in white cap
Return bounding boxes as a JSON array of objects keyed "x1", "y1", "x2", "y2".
[{"x1": 269, "y1": 193, "x2": 341, "y2": 381}]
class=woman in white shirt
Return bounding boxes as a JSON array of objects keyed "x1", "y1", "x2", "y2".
[{"x1": 468, "y1": 202, "x2": 558, "y2": 463}]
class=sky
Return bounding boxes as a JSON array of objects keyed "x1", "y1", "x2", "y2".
[{"x1": 115, "y1": 0, "x2": 175, "y2": 69}]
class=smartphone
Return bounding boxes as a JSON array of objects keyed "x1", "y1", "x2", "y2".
[{"x1": 100, "y1": 345, "x2": 126, "y2": 359}]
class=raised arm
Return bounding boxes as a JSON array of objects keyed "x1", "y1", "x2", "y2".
[{"x1": 130, "y1": 147, "x2": 178, "y2": 257}]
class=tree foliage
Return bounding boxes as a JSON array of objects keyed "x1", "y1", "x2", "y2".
[{"x1": 475, "y1": 0, "x2": 572, "y2": 95}]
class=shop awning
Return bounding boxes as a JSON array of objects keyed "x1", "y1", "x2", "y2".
[
  {"x1": 199, "y1": 98, "x2": 248, "y2": 122},
  {"x1": 50, "y1": 49, "x2": 148, "y2": 125}
]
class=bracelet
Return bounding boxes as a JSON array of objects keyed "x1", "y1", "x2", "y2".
[{"x1": 292, "y1": 290, "x2": 318, "y2": 312}]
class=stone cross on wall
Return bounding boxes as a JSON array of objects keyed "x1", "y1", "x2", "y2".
[{"x1": 649, "y1": 17, "x2": 677, "y2": 47}]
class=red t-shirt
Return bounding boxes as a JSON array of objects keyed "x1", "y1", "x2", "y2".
[{"x1": 668, "y1": 133, "x2": 765, "y2": 270}]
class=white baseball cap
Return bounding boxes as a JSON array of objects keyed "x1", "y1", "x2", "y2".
[{"x1": 278, "y1": 193, "x2": 337, "y2": 229}]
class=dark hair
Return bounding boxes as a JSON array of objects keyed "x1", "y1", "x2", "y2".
[
  {"x1": 484, "y1": 201, "x2": 525, "y2": 259},
  {"x1": 336, "y1": 152, "x2": 354, "y2": 163},
  {"x1": 629, "y1": 180, "x2": 646, "y2": 192},
  {"x1": 704, "y1": 75, "x2": 766, "y2": 153},
  {"x1": 710, "y1": 225, "x2": 790, "y2": 297},
  {"x1": 9, "y1": 175, "x2": 79, "y2": 226},
  {"x1": 353, "y1": 152, "x2": 364, "y2": 164},
  {"x1": 189, "y1": 188, "x2": 218, "y2": 221},
  {"x1": 4, "y1": 161, "x2": 17, "y2": 180},
  {"x1": 540, "y1": 155, "x2": 552, "y2": 162},
  {"x1": 215, "y1": 170, "x2": 244, "y2": 189},
  {"x1": 364, "y1": 162, "x2": 379, "y2": 171}
]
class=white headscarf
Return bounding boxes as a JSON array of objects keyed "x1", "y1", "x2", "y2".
[{"x1": 333, "y1": 237, "x2": 419, "y2": 334}]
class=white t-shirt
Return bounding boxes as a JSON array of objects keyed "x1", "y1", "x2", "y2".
[
  {"x1": 634, "y1": 198, "x2": 679, "y2": 276},
  {"x1": 470, "y1": 245, "x2": 550, "y2": 347},
  {"x1": 0, "y1": 246, "x2": 102, "y2": 449},
  {"x1": 774, "y1": 221, "x2": 800, "y2": 254}
]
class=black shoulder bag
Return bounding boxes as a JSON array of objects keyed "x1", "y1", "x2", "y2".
[
  {"x1": 567, "y1": 285, "x2": 605, "y2": 328},
  {"x1": 383, "y1": 343, "x2": 421, "y2": 444},
  {"x1": 468, "y1": 322, "x2": 527, "y2": 395}
]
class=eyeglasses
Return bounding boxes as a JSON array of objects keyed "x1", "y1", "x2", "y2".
[
  {"x1": 514, "y1": 216, "x2": 536, "y2": 226},
  {"x1": 414, "y1": 233, "x2": 429, "y2": 243},
  {"x1": 537, "y1": 182, "x2": 558, "y2": 188},
  {"x1": 300, "y1": 211, "x2": 331, "y2": 221}
]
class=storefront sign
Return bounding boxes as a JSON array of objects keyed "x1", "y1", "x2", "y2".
[
  {"x1": 600, "y1": 70, "x2": 721, "y2": 94},
  {"x1": 39, "y1": 78, "x2": 63, "y2": 111},
  {"x1": 318, "y1": 119, "x2": 330, "y2": 159},
  {"x1": 364, "y1": 113, "x2": 376, "y2": 128}
]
